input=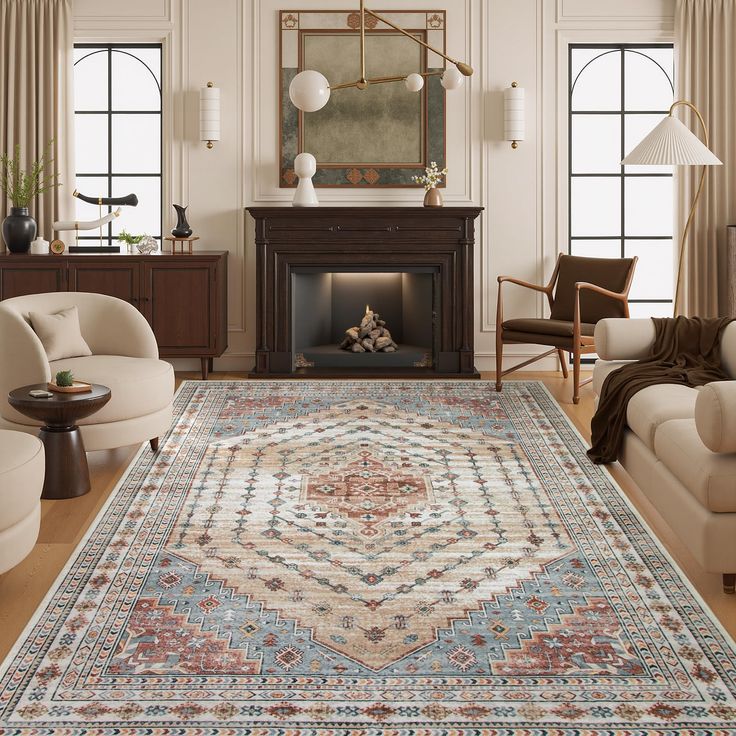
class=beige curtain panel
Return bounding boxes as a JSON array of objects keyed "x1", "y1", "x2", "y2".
[
  {"x1": 675, "y1": 0, "x2": 736, "y2": 317},
  {"x1": 0, "y1": 0, "x2": 74, "y2": 251}
]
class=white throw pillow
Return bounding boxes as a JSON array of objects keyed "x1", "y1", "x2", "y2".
[{"x1": 29, "y1": 306, "x2": 93, "y2": 362}]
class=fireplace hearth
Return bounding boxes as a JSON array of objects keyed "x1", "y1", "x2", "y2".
[{"x1": 247, "y1": 206, "x2": 483, "y2": 377}]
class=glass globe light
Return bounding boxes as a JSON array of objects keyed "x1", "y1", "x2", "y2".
[
  {"x1": 289, "y1": 70, "x2": 331, "y2": 112},
  {"x1": 404, "y1": 73, "x2": 424, "y2": 93},
  {"x1": 441, "y1": 67, "x2": 464, "y2": 90}
]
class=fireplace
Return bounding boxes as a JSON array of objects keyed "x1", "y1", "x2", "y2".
[
  {"x1": 247, "y1": 206, "x2": 483, "y2": 377},
  {"x1": 293, "y1": 269, "x2": 436, "y2": 369}
]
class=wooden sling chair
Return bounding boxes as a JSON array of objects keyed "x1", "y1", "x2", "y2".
[{"x1": 495, "y1": 253, "x2": 638, "y2": 404}]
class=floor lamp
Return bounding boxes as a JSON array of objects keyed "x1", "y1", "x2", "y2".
[{"x1": 621, "y1": 101, "x2": 722, "y2": 316}]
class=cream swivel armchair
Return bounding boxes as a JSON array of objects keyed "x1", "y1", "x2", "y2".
[{"x1": 0, "y1": 293, "x2": 174, "y2": 451}]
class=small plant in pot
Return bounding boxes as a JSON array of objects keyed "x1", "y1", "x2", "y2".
[
  {"x1": 55, "y1": 370, "x2": 74, "y2": 387},
  {"x1": 0, "y1": 141, "x2": 60, "y2": 253},
  {"x1": 117, "y1": 229, "x2": 144, "y2": 253}
]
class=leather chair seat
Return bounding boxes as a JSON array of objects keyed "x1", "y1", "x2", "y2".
[{"x1": 502, "y1": 318, "x2": 597, "y2": 338}]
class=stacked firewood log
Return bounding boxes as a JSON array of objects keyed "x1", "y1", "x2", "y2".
[{"x1": 339, "y1": 306, "x2": 398, "y2": 353}]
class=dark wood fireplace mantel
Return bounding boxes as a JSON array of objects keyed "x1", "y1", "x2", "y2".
[{"x1": 246, "y1": 206, "x2": 483, "y2": 377}]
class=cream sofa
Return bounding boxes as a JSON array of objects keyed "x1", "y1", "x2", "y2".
[
  {"x1": 0, "y1": 293, "x2": 174, "y2": 452},
  {"x1": 593, "y1": 318, "x2": 736, "y2": 593},
  {"x1": 0, "y1": 430, "x2": 44, "y2": 574}
]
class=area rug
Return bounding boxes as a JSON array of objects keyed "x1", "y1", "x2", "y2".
[{"x1": 1, "y1": 381, "x2": 735, "y2": 734}]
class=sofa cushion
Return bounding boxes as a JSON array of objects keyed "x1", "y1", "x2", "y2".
[
  {"x1": 626, "y1": 384, "x2": 699, "y2": 451},
  {"x1": 592, "y1": 360, "x2": 632, "y2": 396},
  {"x1": 48, "y1": 355, "x2": 174, "y2": 425},
  {"x1": 695, "y1": 382, "x2": 736, "y2": 453},
  {"x1": 654, "y1": 418, "x2": 736, "y2": 512},
  {"x1": 29, "y1": 306, "x2": 92, "y2": 362}
]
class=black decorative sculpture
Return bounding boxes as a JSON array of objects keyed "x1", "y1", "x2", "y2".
[
  {"x1": 73, "y1": 189, "x2": 139, "y2": 207},
  {"x1": 171, "y1": 204, "x2": 193, "y2": 237}
]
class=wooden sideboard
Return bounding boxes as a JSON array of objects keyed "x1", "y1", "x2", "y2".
[{"x1": 0, "y1": 251, "x2": 228, "y2": 379}]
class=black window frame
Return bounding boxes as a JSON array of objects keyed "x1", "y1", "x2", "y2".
[
  {"x1": 568, "y1": 43, "x2": 675, "y2": 314},
  {"x1": 73, "y1": 42, "x2": 163, "y2": 252}
]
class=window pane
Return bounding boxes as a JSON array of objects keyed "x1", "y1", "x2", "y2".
[
  {"x1": 624, "y1": 114, "x2": 672, "y2": 174},
  {"x1": 571, "y1": 49, "x2": 620, "y2": 111},
  {"x1": 625, "y1": 240, "x2": 673, "y2": 300},
  {"x1": 74, "y1": 176, "x2": 110, "y2": 219},
  {"x1": 571, "y1": 177, "x2": 620, "y2": 237},
  {"x1": 571, "y1": 115, "x2": 621, "y2": 174},
  {"x1": 111, "y1": 177, "x2": 161, "y2": 237},
  {"x1": 629, "y1": 302, "x2": 672, "y2": 318},
  {"x1": 75, "y1": 114, "x2": 108, "y2": 173},
  {"x1": 624, "y1": 49, "x2": 673, "y2": 111},
  {"x1": 111, "y1": 115, "x2": 161, "y2": 173},
  {"x1": 570, "y1": 240, "x2": 622, "y2": 259},
  {"x1": 112, "y1": 49, "x2": 161, "y2": 111},
  {"x1": 74, "y1": 49, "x2": 108, "y2": 111},
  {"x1": 624, "y1": 177, "x2": 672, "y2": 236}
]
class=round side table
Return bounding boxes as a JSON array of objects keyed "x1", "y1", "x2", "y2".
[{"x1": 8, "y1": 384, "x2": 111, "y2": 499}]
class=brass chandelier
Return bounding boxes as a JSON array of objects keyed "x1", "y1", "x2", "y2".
[{"x1": 288, "y1": 0, "x2": 474, "y2": 112}]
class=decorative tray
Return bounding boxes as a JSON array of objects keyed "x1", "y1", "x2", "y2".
[{"x1": 47, "y1": 381, "x2": 92, "y2": 394}]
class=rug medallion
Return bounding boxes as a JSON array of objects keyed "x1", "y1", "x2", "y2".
[{"x1": 1, "y1": 381, "x2": 735, "y2": 733}]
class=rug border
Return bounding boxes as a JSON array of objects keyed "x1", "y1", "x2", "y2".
[
  {"x1": 1, "y1": 378, "x2": 734, "y2": 697},
  {"x1": 533, "y1": 379, "x2": 736, "y2": 653},
  {"x1": 0, "y1": 379, "x2": 197, "y2": 681}
]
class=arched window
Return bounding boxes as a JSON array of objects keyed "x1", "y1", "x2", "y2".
[
  {"x1": 569, "y1": 44, "x2": 674, "y2": 317},
  {"x1": 73, "y1": 44, "x2": 162, "y2": 250}
]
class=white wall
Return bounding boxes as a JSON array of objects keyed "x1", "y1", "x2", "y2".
[{"x1": 73, "y1": 0, "x2": 674, "y2": 373}]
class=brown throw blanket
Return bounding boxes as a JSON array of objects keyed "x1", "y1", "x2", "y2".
[{"x1": 588, "y1": 316, "x2": 733, "y2": 464}]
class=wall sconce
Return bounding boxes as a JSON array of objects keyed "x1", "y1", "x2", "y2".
[
  {"x1": 504, "y1": 81, "x2": 525, "y2": 149},
  {"x1": 199, "y1": 81, "x2": 220, "y2": 149}
]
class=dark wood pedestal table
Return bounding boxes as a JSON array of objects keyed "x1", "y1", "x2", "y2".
[{"x1": 8, "y1": 384, "x2": 111, "y2": 499}]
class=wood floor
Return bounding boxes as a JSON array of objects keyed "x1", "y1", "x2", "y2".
[{"x1": 0, "y1": 371, "x2": 733, "y2": 662}]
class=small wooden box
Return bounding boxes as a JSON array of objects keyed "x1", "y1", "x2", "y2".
[{"x1": 164, "y1": 235, "x2": 200, "y2": 254}]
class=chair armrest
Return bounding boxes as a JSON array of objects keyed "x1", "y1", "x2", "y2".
[
  {"x1": 0, "y1": 307, "x2": 51, "y2": 423},
  {"x1": 76, "y1": 296, "x2": 159, "y2": 359},
  {"x1": 575, "y1": 281, "x2": 628, "y2": 302},
  {"x1": 497, "y1": 275, "x2": 551, "y2": 295},
  {"x1": 695, "y1": 382, "x2": 736, "y2": 453},
  {"x1": 594, "y1": 319, "x2": 656, "y2": 361}
]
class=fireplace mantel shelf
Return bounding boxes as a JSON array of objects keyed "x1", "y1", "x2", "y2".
[{"x1": 246, "y1": 206, "x2": 483, "y2": 378}]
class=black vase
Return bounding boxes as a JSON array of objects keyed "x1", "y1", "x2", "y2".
[
  {"x1": 171, "y1": 204, "x2": 192, "y2": 237},
  {"x1": 2, "y1": 207, "x2": 37, "y2": 254}
]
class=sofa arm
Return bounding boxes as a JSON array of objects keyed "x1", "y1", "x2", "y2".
[
  {"x1": 594, "y1": 319, "x2": 655, "y2": 361},
  {"x1": 0, "y1": 307, "x2": 52, "y2": 423},
  {"x1": 79, "y1": 296, "x2": 159, "y2": 360},
  {"x1": 695, "y1": 382, "x2": 736, "y2": 453}
]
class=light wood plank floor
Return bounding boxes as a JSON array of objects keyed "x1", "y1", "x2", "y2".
[{"x1": 1, "y1": 372, "x2": 733, "y2": 661}]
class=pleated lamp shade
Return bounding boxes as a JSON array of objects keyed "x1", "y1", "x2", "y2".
[
  {"x1": 199, "y1": 83, "x2": 221, "y2": 148},
  {"x1": 621, "y1": 115, "x2": 722, "y2": 166}
]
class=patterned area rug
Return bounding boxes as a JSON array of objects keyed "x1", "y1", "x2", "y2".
[{"x1": 1, "y1": 380, "x2": 736, "y2": 734}]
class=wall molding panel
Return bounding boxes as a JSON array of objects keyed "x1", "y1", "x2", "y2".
[{"x1": 73, "y1": 0, "x2": 676, "y2": 373}]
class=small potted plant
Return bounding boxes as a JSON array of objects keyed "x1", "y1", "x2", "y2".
[
  {"x1": 412, "y1": 161, "x2": 448, "y2": 208},
  {"x1": 0, "y1": 141, "x2": 60, "y2": 253},
  {"x1": 117, "y1": 229, "x2": 144, "y2": 253}
]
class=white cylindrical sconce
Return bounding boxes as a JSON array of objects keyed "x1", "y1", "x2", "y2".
[
  {"x1": 199, "y1": 81, "x2": 221, "y2": 149},
  {"x1": 504, "y1": 81, "x2": 525, "y2": 149}
]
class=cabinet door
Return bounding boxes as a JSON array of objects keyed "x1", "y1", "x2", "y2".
[
  {"x1": 0, "y1": 261, "x2": 67, "y2": 299},
  {"x1": 141, "y1": 261, "x2": 215, "y2": 354},
  {"x1": 68, "y1": 261, "x2": 141, "y2": 306}
]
